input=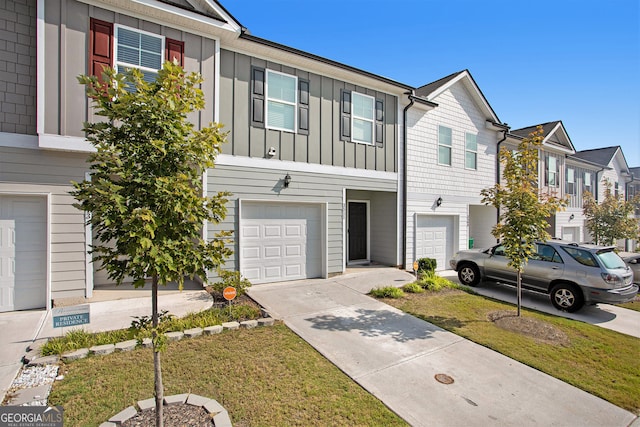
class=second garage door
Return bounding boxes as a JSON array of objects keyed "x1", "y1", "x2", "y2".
[
  {"x1": 240, "y1": 202, "x2": 322, "y2": 284},
  {"x1": 415, "y1": 215, "x2": 455, "y2": 271}
]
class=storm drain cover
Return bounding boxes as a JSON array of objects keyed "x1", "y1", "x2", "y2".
[{"x1": 434, "y1": 373, "x2": 454, "y2": 385}]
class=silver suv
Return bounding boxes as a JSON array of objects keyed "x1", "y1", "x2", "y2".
[{"x1": 449, "y1": 240, "x2": 638, "y2": 312}]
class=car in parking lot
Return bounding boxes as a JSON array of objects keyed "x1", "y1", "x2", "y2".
[
  {"x1": 619, "y1": 252, "x2": 640, "y2": 284},
  {"x1": 449, "y1": 240, "x2": 638, "y2": 312}
]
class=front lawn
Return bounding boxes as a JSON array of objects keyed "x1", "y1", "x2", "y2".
[{"x1": 48, "y1": 325, "x2": 408, "y2": 427}]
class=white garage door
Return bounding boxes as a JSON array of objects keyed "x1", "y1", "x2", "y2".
[
  {"x1": 240, "y1": 202, "x2": 322, "y2": 284},
  {"x1": 415, "y1": 215, "x2": 454, "y2": 271},
  {"x1": 0, "y1": 196, "x2": 47, "y2": 312},
  {"x1": 562, "y1": 226, "x2": 580, "y2": 243}
]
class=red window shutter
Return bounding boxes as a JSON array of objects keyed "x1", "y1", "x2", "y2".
[
  {"x1": 89, "y1": 18, "x2": 113, "y2": 82},
  {"x1": 165, "y1": 38, "x2": 184, "y2": 67}
]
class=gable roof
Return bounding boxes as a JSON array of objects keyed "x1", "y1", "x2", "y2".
[
  {"x1": 572, "y1": 146, "x2": 620, "y2": 166},
  {"x1": 415, "y1": 70, "x2": 501, "y2": 124},
  {"x1": 510, "y1": 121, "x2": 575, "y2": 154}
]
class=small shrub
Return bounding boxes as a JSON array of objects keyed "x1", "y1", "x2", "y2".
[
  {"x1": 369, "y1": 286, "x2": 405, "y2": 299},
  {"x1": 402, "y1": 282, "x2": 424, "y2": 293},
  {"x1": 418, "y1": 271, "x2": 461, "y2": 292},
  {"x1": 416, "y1": 258, "x2": 437, "y2": 274},
  {"x1": 210, "y1": 270, "x2": 252, "y2": 302}
]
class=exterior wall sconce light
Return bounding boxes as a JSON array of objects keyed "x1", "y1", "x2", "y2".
[
  {"x1": 436, "y1": 196, "x2": 443, "y2": 207},
  {"x1": 569, "y1": 214, "x2": 575, "y2": 220},
  {"x1": 284, "y1": 173, "x2": 292, "y2": 188}
]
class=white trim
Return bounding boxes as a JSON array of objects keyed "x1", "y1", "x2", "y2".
[
  {"x1": 238, "y1": 199, "x2": 328, "y2": 281},
  {"x1": 114, "y1": 24, "x2": 165, "y2": 78},
  {"x1": 346, "y1": 199, "x2": 370, "y2": 264},
  {"x1": 0, "y1": 132, "x2": 39, "y2": 149},
  {"x1": 38, "y1": 134, "x2": 95, "y2": 152},
  {"x1": 427, "y1": 71, "x2": 499, "y2": 123},
  {"x1": 464, "y1": 132, "x2": 478, "y2": 171},
  {"x1": 265, "y1": 69, "x2": 298, "y2": 133},
  {"x1": 437, "y1": 125, "x2": 452, "y2": 166},
  {"x1": 214, "y1": 40, "x2": 220, "y2": 123},
  {"x1": 342, "y1": 188, "x2": 347, "y2": 271},
  {"x1": 215, "y1": 154, "x2": 397, "y2": 181},
  {"x1": 37, "y1": 0, "x2": 45, "y2": 136},
  {"x1": 130, "y1": 0, "x2": 242, "y2": 33},
  {"x1": 83, "y1": 172, "x2": 93, "y2": 299}
]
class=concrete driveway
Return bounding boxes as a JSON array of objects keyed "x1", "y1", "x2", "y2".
[
  {"x1": 439, "y1": 270, "x2": 640, "y2": 339},
  {"x1": 248, "y1": 267, "x2": 637, "y2": 427}
]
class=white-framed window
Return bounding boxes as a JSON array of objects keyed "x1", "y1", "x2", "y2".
[
  {"x1": 438, "y1": 125, "x2": 452, "y2": 166},
  {"x1": 265, "y1": 70, "x2": 297, "y2": 133},
  {"x1": 465, "y1": 133, "x2": 477, "y2": 170},
  {"x1": 614, "y1": 181, "x2": 619, "y2": 197},
  {"x1": 351, "y1": 92, "x2": 375, "y2": 144},
  {"x1": 566, "y1": 167, "x2": 575, "y2": 195},
  {"x1": 115, "y1": 25, "x2": 164, "y2": 83},
  {"x1": 584, "y1": 172, "x2": 592, "y2": 193},
  {"x1": 546, "y1": 155, "x2": 557, "y2": 187}
]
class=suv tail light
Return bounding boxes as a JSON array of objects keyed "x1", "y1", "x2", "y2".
[{"x1": 601, "y1": 273, "x2": 624, "y2": 288}]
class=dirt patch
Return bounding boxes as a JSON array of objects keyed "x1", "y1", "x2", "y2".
[{"x1": 487, "y1": 310, "x2": 570, "y2": 346}]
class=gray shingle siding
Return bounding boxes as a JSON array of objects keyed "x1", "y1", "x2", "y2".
[{"x1": 0, "y1": 0, "x2": 36, "y2": 135}]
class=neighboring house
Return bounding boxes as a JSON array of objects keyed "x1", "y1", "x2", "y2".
[
  {"x1": 628, "y1": 167, "x2": 640, "y2": 251},
  {"x1": 403, "y1": 70, "x2": 507, "y2": 271},
  {"x1": 572, "y1": 146, "x2": 635, "y2": 249},
  {"x1": 0, "y1": 0, "x2": 241, "y2": 311}
]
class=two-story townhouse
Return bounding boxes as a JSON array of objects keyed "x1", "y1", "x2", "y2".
[
  {"x1": 404, "y1": 70, "x2": 507, "y2": 271},
  {"x1": 627, "y1": 167, "x2": 640, "y2": 251},
  {"x1": 208, "y1": 31, "x2": 412, "y2": 283},
  {"x1": 0, "y1": 0, "x2": 242, "y2": 312},
  {"x1": 572, "y1": 146, "x2": 634, "y2": 248},
  {"x1": 0, "y1": 0, "x2": 414, "y2": 312}
]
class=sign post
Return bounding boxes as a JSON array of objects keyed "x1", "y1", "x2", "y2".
[
  {"x1": 223, "y1": 286, "x2": 237, "y2": 314},
  {"x1": 413, "y1": 260, "x2": 419, "y2": 276}
]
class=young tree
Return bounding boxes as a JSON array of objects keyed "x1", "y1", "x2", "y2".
[
  {"x1": 481, "y1": 126, "x2": 568, "y2": 316},
  {"x1": 583, "y1": 179, "x2": 640, "y2": 246},
  {"x1": 73, "y1": 62, "x2": 232, "y2": 427}
]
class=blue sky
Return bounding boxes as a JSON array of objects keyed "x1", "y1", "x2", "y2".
[{"x1": 225, "y1": 0, "x2": 640, "y2": 167}]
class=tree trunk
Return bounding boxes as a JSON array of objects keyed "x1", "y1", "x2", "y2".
[
  {"x1": 516, "y1": 270, "x2": 522, "y2": 317},
  {"x1": 152, "y1": 275, "x2": 164, "y2": 427}
]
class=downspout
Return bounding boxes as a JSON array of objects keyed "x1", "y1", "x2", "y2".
[
  {"x1": 495, "y1": 128, "x2": 509, "y2": 236},
  {"x1": 401, "y1": 92, "x2": 415, "y2": 270},
  {"x1": 595, "y1": 166, "x2": 606, "y2": 202}
]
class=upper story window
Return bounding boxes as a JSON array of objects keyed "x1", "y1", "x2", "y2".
[
  {"x1": 438, "y1": 126, "x2": 452, "y2": 166},
  {"x1": 265, "y1": 70, "x2": 298, "y2": 133},
  {"x1": 251, "y1": 67, "x2": 309, "y2": 135},
  {"x1": 340, "y1": 90, "x2": 384, "y2": 145},
  {"x1": 546, "y1": 155, "x2": 557, "y2": 187},
  {"x1": 115, "y1": 25, "x2": 164, "y2": 83},
  {"x1": 351, "y1": 93, "x2": 375, "y2": 144},
  {"x1": 614, "y1": 181, "x2": 620, "y2": 197},
  {"x1": 465, "y1": 133, "x2": 477, "y2": 170},
  {"x1": 584, "y1": 172, "x2": 592, "y2": 193},
  {"x1": 566, "y1": 167, "x2": 575, "y2": 195}
]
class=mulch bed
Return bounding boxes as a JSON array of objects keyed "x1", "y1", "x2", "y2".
[
  {"x1": 487, "y1": 310, "x2": 570, "y2": 346},
  {"x1": 122, "y1": 404, "x2": 214, "y2": 427}
]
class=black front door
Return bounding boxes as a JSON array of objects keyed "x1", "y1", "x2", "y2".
[{"x1": 348, "y1": 202, "x2": 367, "y2": 261}]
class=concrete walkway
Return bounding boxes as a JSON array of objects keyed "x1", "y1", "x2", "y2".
[
  {"x1": 248, "y1": 268, "x2": 638, "y2": 427},
  {"x1": 439, "y1": 270, "x2": 640, "y2": 339},
  {"x1": 0, "y1": 288, "x2": 211, "y2": 403}
]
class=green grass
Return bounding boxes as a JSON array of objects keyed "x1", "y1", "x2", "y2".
[
  {"x1": 378, "y1": 288, "x2": 640, "y2": 414},
  {"x1": 48, "y1": 325, "x2": 407, "y2": 427}
]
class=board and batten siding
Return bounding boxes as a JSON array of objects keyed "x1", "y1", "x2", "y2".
[
  {"x1": 218, "y1": 49, "x2": 398, "y2": 173},
  {"x1": 43, "y1": 0, "x2": 217, "y2": 139},
  {"x1": 206, "y1": 164, "x2": 398, "y2": 278},
  {"x1": 0, "y1": 146, "x2": 90, "y2": 300}
]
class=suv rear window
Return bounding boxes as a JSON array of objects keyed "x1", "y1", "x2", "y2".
[
  {"x1": 561, "y1": 246, "x2": 598, "y2": 267},
  {"x1": 595, "y1": 250, "x2": 627, "y2": 269}
]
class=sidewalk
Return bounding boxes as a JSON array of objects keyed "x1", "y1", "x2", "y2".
[{"x1": 248, "y1": 268, "x2": 638, "y2": 427}]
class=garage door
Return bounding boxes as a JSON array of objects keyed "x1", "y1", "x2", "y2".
[
  {"x1": 562, "y1": 226, "x2": 580, "y2": 243},
  {"x1": 240, "y1": 202, "x2": 322, "y2": 284},
  {"x1": 0, "y1": 196, "x2": 47, "y2": 312},
  {"x1": 415, "y1": 215, "x2": 454, "y2": 271}
]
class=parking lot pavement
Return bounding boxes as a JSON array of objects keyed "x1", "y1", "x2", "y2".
[{"x1": 439, "y1": 270, "x2": 640, "y2": 338}]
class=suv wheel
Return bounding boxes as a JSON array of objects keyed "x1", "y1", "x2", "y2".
[
  {"x1": 458, "y1": 264, "x2": 481, "y2": 287},
  {"x1": 550, "y1": 283, "x2": 584, "y2": 312}
]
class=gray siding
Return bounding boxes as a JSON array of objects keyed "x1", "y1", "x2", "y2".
[
  {"x1": 219, "y1": 49, "x2": 398, "y2": 172},
  {"x1": 0, "y1": 0, "x2": 36, "y2": 135},
  {"x1": 0, "y1": 146, "x2": 90, "y2": 300},
  {"x1": 207, "y1": 165, "x2": 398, "y2": 278},
  {"x1": 43, "y1": 0, "x2": 217, "y2": 138}
]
